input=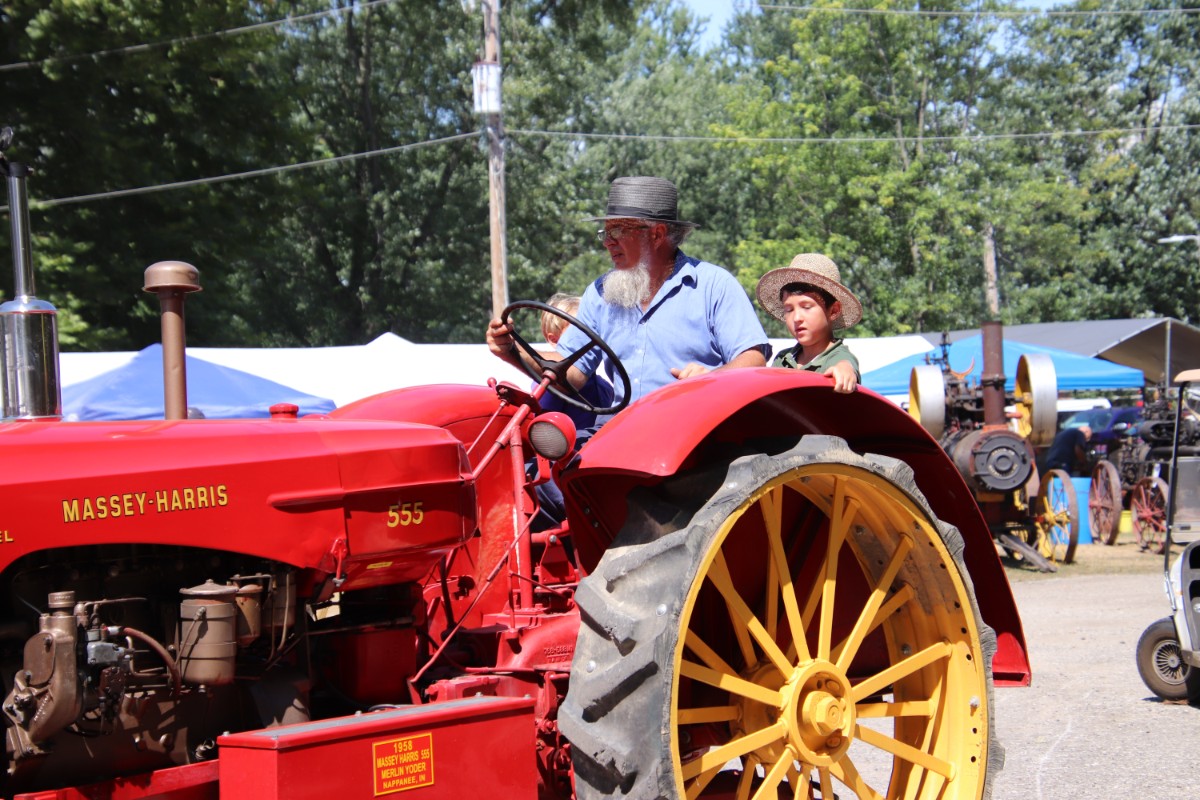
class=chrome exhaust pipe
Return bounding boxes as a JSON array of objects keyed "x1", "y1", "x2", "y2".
[{"x1": 1, "y1": 128, "x2": 61, "y2": 421}]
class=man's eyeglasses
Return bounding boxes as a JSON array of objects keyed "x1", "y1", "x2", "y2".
[{"x1": 595, "y1": 225, "x2": 649, "y2": 244}]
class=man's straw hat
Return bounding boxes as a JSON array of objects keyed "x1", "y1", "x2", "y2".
[{"x1": 756, "y1": 253, "x2": 862, "y2": 330}]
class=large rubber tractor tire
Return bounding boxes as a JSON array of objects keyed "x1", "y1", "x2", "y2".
[{"x1": 562, "y1": 437, "x2": 999, "y2": 800}]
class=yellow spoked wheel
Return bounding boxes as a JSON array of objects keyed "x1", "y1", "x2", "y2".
[
  {"x1": 563, "y1": 438, "x2": 997, "y2": 800},
  {"x1": 1030, "y1": 469, "x2": 1079, "y2": 565}
]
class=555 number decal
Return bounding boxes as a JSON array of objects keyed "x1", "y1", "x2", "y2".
[{"x1": 386, "y1": 501, "x2": 424, "y2": 528}]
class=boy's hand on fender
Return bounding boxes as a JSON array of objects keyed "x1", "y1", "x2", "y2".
[{"x1": 824, "y1": 361, "x2": 858, "y2": 394}]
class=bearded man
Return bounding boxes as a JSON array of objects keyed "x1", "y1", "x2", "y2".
[{"x1": 487, "y1": 176, "x2": 768, "y2": 421}]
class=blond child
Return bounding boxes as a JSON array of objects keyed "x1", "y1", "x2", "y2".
[
  {"x1": 537, "y1": 293, "x2": 614, "y2": 428},
  {"x1": 540, "y1": 292, "x2": 579, "y2": 346}
]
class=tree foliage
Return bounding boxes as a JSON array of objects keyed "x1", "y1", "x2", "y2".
[
  {"x1": 1, "y1": 0, "x2": 1196, "y2": 353},
  {"x1": 1, "y1": 0, "x2": 305, "y2": 347}
]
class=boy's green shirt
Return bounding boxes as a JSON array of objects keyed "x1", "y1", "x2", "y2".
[{"x1": 772, "y1": 339, "x2": 860, "y2": 379}]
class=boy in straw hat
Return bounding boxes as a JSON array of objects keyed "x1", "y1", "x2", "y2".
[{"x1": 755, "y1": 253, "x2": 862, "y2": 393}]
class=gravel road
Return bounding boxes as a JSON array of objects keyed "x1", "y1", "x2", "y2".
[{"x1": 990, "y1": 550, "x2": 1199, "y2": 799}]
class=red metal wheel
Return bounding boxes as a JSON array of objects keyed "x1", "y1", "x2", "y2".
[
  {"x1": 1131, "y1": 477, "x2": 1169, "y2": 554},
  {"x1": 1088, "y1": 460, "x2": 1123, "y2": 546}
]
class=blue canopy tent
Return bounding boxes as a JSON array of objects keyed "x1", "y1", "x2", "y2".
[
  {"x1": 861, "y1": 334, "x2": 1145, "y2": 396},
  {"x1": 63, "y1": 345, "x2": 337, "y2": 420}
]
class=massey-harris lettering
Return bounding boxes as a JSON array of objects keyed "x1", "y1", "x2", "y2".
[{"x1": 62, "y1": 484, "x2": 229, "y2": 523}]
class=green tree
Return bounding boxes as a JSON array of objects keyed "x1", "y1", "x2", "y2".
[
  {"x1": 983, "y1": 0, "x2": 1199, "y2": 324},
  {"x1": 2, "y1": 0, "x2": 644, "y2": 348},
  {"x1": 202, "y1": 0, "x2": 643, "y2": 345},
  {"x1": 533, "y1": 0, "x2": 744, "y2": 283},
  {"x1": 1078, "y1": 1, "x2": 1200, "y2": 322},
  {"x1": 10, "y1": 0, "x2": 1191, "y2": 355},
  {"x1": 1, "y1": 0, "x2": 305, "y2": 348},
  {"x1": 716, "y1": 0, "x2": 1018, "y2": 337},
  {"x1": 239, "y1": 0, "x2": 487, "y2": 345}
]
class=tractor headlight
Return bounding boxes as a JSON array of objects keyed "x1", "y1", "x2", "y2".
[{"x1": 528, "y1": 412, "x2": 577, "y2": 461}]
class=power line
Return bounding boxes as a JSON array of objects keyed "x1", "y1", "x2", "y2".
[
  {"x1": 3, "y1": 131, "x2": 479, "y2": 212},
  {"x1": 0, "y1": 0, "x2": 403, "y2": 74},
  {"x1": 6, "y1": 1, "x2": 1190, "y2": 76},
  {"x1": 758, "y1": 2, "x2": 1200, "y2": 18},
  {"x1": 510, "y1": 123, "x2": 1200, "y2": 145},
  {"x1": 7, "y1": 122, "x2": 1196, "y2": 213}
]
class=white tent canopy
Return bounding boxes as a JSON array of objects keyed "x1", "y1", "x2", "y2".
[
  {"x1": 59, "y1": 332, "x2": 933, "y2": 410},
  {"x1": 59, "y1": 334, "x2": 530, "y2": 409}
]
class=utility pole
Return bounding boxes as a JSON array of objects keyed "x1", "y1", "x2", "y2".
[
  {"x1": 983, "y1": 222, "x2": 1000, "y2": 318},
  {"x1": 475, "y1": 0, "x2": 508, "y2": 318}
]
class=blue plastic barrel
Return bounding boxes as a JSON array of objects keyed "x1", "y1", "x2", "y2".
[{"x1": 1071, "y1": 477, "x2": 1092, "y2": 544}]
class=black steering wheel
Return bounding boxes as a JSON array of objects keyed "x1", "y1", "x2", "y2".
[{"x1": 501, "y1": 300, "x2": 630, "y2": 416}]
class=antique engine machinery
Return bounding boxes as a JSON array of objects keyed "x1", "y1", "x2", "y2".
[{"x1": 908, "y1": 321, "x2": 1067, "y2": 570}]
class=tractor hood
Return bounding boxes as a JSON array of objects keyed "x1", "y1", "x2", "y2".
[{"x1": 0, "y1": 417, "x2": 473, "y2": 589}]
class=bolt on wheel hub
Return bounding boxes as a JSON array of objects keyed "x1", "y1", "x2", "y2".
[
  {"x1": 732, "y1": 659, "x2": 855, "y2": 769},
  {"x1": 781, "y1": 661, "x2": 854, "y2": 766}
]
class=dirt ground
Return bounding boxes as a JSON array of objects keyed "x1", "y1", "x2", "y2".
[
  {"x1": 988, "y1": 528, "x2": 1199, "y2": 800},
  {"x1": 1001, "y1": 526, "x2": 1174, "y2": 582}
]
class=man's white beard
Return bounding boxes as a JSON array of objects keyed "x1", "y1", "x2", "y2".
[{"x1": 602, "y1": 256, "x2": 652, "y2": 309}]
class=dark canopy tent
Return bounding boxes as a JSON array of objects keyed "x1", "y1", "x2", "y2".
[
  {"x1": 63, "y1": 345, "x2": 336, "y2": 420},
  {"x1": 920, "y1": 318, "x2": 1199, "y2": 385},
  {"x1": 862, "y1": 335, "x2": 1146, "y2": 396}
]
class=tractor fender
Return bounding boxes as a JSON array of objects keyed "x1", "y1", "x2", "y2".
[{"x1": 561, "y1": 366, "x2": 1030, "y2": 685}]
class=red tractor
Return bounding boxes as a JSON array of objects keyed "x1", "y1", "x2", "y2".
[{"x1": 0, "y1": 148, "x2": 1028, "y2": 800}]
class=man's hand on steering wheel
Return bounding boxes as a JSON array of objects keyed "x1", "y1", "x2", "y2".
[{"x1": 492, "y1": 301, "x2": 630, "y2": 416}]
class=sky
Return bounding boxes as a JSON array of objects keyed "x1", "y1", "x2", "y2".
[
  {"x1": 678, "y1": 0, "x2": 1056, "y2": 50},
  {"x1": 680, "y1": 0, "x2": 740, "y2": 48}
]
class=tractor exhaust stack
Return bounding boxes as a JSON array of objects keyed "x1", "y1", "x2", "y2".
[
  {"x1": 981, "y1": 320, "x2": 1006, "y2": 428},
  {"x1": 0, "y1": 128, "x2": 62, "y2": 421},
  {"x1": 143, "y1": 261, "x2": 201, "y2": 420}
]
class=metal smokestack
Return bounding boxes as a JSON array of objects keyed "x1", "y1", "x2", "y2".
[
  {"x1": 980, "y1": 320, "x2": 1006, "y2": 428},
  {"x1": 1, "y1": 128, "x2": 62, "y2": 420},
  {"x1": 143, "y1": 261, "x2": 201, "y2": 420}
]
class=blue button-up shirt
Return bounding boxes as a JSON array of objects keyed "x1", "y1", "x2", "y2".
[{"x1": 559, "y1": 251, "x2": 768, "y2": 408}]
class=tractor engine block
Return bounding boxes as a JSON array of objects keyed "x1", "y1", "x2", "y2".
[{"x1": 0, "y1": 553, "x2": 311, "y2": 790}]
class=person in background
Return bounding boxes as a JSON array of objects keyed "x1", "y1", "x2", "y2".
[
  {"x1": 1044, "y1": 423, "x2": 1093, "y2": 475},
  {"x1": 755, "y1": 253, "x2": 861, "y2": 393},
  {"x1": 536, "y1": 293, "x2": 613, "y2": 430},
  {"x1": 487, "y1": 175, "x2": 768, "y2": 424}
]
